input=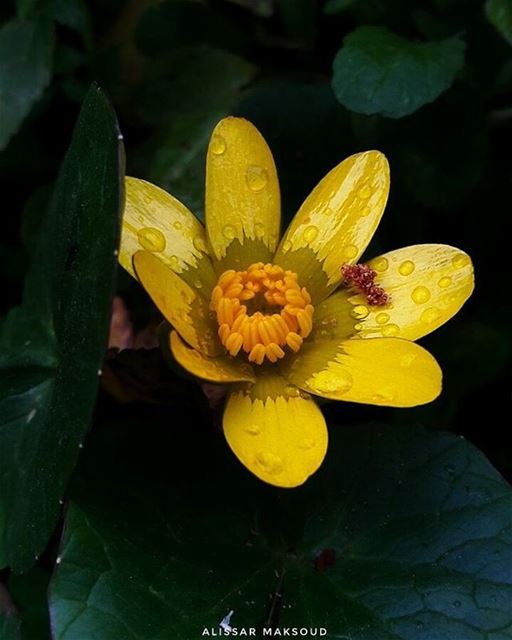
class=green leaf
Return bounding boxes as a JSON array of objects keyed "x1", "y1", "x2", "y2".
[
  {"x1": 136, "y1": 46, "x2": 256, "y2": 216},
  {"x1": 9, "y1": 568, "x2": 51, "y2": 640},
  {"x1": 0, "y1": 614, "x2": 20, "y2": 640},
  {"x1": 0, "y1": 18, "x2": 54, "y2": 150},
  {"x1": 332, "y1": 26, "x2": 465, "y2": 118},
  {"x1": 0, "y1": 85, "x2": 124, "y2": 572},
  {"x1": 486, "y1": 0, "x2": 512, "y2": 45},
  {"x1": 324, "y1": 0, "x2": 356, "y2": 15},
  {"x1": 49, "y1": 420, "x2": 512, "y2": 638}
]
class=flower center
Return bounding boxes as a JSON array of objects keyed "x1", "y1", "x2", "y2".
[{"x1": 210, "y1": 262, "x2": 314, "y2": 365}]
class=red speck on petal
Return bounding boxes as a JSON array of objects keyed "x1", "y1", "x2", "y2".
[{"x1": 342, "y1": 263, "x2": 390, "y2": 306}]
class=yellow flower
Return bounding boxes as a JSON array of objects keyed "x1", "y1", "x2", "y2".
[{"x1": 118, "y1": 117, "x2": 474, "y2": 488}]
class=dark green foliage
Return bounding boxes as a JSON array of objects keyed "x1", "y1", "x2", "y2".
[{"x1": 0, "y1": 0, "x2": 510, "y2": 637}]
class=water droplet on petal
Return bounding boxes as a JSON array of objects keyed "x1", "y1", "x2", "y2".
[
  {"x1": 284, "y1": 384, "x2": 300, "y2": 398},
  {"x1": 245, "y1": 424, "x2": 261, "y2": 436},
  {"x1": 193, "y1": 235, "x2": 207, "y2": 253},
  {"x1": 302, "y1": 225, "x2": 319, "y2": 244},
  {"x1": 350, "y1": 305, "x2": 369, "y2": 320},
  {"x1": 169, "y1": 255, "x2": 179, "y2": 268},
  {"x1": 411, "y1": 286, "x2": 431, "y2": 304},
  {"x1": 371, "y1": 257, "x2": 388, "y2": 272},
  {"x1": 173, "y1": 220, "x2": 182, "y2": 230},
  {"x1": 299, "y1": 438, "x2": 316, "y2": 450},
  {"x1": 309, "y1": 369, "x2": 353, "y2": 394},
  {"x1": 357, "y1": 183, "x2": 372, "y2": 199},
  {"x1": 256, "y1": 451, "x2": 283, "y2": 474},
  {"x1": 254, "y1": 222, "x2": 265, "y2": 238},
  {"x1": 376, "y1": 312, "x2": 389, "y2": 324},
  {"x1": 283, "y1": 239, "x2": 292, "y2": 252},
  {"x1": 343, "y1": 244, "x2": 358, "y2": 259},
  {"x1": 373, "y1": 388, "x2": 395, "y2": 403},
  {"x1": 210, "y1": 134, "x2": 226, "y2": 155},
  {"x1": 421, "y1": 307, "x2": 441, "y2": 323},
  {"x1": 323, "y1": 207, "x2": 334, "y2": 216},
  {"x1": 360, "y1": 206, "x2": 371, "y2": 217},
  {"x1": 246, "y1": 165, "x2": 268, "y2": 192},
  {"x1": 452, "y1": 253, "x2": 470, "y2": 269},
  {"x1": 194, "y1": 280, "x2": 203, "y2": 289},
  {"x1": 223, "y1": 224, "x2": 236, "y2": 240},
  {"x1": 138, "y1": 227, "x2": 166, "y2": 252},
  {"x1": 381, "y1": 323, "x2": 399, "y2": 336},
  {"x1": 399, "y1": 260, "x2": 415, "y2": 276},
  {"x1": 438, "y1": 276, "x2": 452, "y2": 288}
]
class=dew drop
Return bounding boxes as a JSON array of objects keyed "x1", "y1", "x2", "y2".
[
  {"x1": 452, "y1": 253, "x2": 470, "y2": 269},
  {"x1": 173, "y1": 220, "x2": 182, "y2": 230},
  {"x1": 299, "y1": 438, "x2": 316, "y2": 450},
  {"x1": 357, "y1": 183, "x2": 372, "y2": 199},
  {"x1": 302, "y1": 225, "x2": 319, "y2": 244},
  {"x1": 193, "y1": 235, "x2": 207, "y2": 253},
  {"x1": 343, "y1": 244, "x2": 358, "y2": 259},
  {"x1": 282, "y1": 239, "x2": 292, "y2": 252},
  {"x1": 372, "y1": 387, "x2": 395, "y2": 402},
  {"x1": 354, "y1": 323, "x2": 364, "y2": 331},
  {"x1": 222, "y1": 224, "x2": 237, "y2": 240},
  {"x1": 169, "y1": 255, "x2": 179, "y2": 268},
  {"x1": 381, "y1": 323, "x2": 399, "y2": 336},
  {"x1": 254, "y1": 222, "x2": 265, "y2": 238},
  {"x1": 411, "y1": 286, "x2": 431, "y2": 304},
  {"x1": 137, "y1": 227, "x2": 166, "y2": 252},
  {"x1": 309, "y1": 369, "x2": 353, "y2": 394},
  {"x1": 360, "y1": 205, "x2": 371, "y2": 217},
  {"x1": 421, "y1": 307, "x2": 441, "y2": 323},
  {"x1": 399, "y1": 260, "x2": 415, "y2": 276},
  {"x1": 210, "y1": 134, "x2": 226, "y2": 155},
  {"x1": 245, "y1": 424, "x2": 261, "y2": 436},
  {"x1": 376, "y1": 312, "x2": 389, "y2": 324},
  {"x1": 453, "y1": 600, "x2": 461, "y2": 608},
  {"x1": 194, "y1": 280, "x2": 203, "y2": 289},
  {"x1": 371, "y1": 257, "x2": 388, "y2": 272},
  {"x1": 323, "y1": 207, "x2": 334, "y2": 216},
  {"x1": 256, "y1": 451, "x2": 283, "y2": 474},
  {"x1": 246, "y1": 165, "x2": 268, "y2": 192},
  {"x1": 284, "y1": 384, "x2": 300, "y2": 398},
  {"x1": 438, "y1": 276, "x2": 452, "y2": 288},
  {"x1": 351, "y1": 305, "x2": 369, "y2": 320}
]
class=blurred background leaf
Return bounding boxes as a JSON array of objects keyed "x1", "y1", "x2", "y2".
[
  {"x1": 0, "y1": 18, "x2": 54, "y2": 150},
  {"x1": 332, "y1": 26, "x2": 465, "y2": 118}
]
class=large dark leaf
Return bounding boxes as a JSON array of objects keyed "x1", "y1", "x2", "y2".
[
  {"x1": 0, "y1": 85, "x2": 124, "y2": 572},
  {"x1": 49, "y1": 419, "x2": 512, "y2": 638}
]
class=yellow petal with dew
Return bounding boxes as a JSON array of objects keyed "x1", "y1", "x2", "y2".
[
  {"x1": 205, "y1": 117, "x2": 280, "y2": 269},
  {"x1": 120, "y1": 177, "x2": 216, "y2": 295},
  {"x1": 223, "y1": 373, "x2": 328, "y2": 488},
  {"x1": 170, "y1": 331, "x2": 255, "y2": 384},
  {"x1": 133, "y1": 251, "x2": 222, "y2": 356},
  {"x1": 281, "y1": 338, "x2": 441, "y2": 407},
  {"x1": 275, "y1": 151, "x2": 389, "y2": 302},
  {"x1": 347, "y1": 244, "x2": 474, "y2": 341}
]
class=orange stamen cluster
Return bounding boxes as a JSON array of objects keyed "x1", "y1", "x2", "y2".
[{"x1": 211, "y1": 263, "x2": 314, "y2": 365}]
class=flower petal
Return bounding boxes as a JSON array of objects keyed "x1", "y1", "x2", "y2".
[
  {"x1": 170, "y1": 331, "x2": 255, "y2": 383},
  {"x1": 348, "y1": 244, "x2": 474, "y2": 341},
  {"x1": 281, "y1": 338, "x2": 442, "y2": 407},
  {"x1": 223, "y1": 373, "x2": 328, "y2": 488},
  {"x1": 274, "y1": 151, "x2": 389, "y2": 302},
  {"x1": 120, "y1": 177, "x2": 216, "y2": 295},
  {"x1": 205, "y1": 117, "x2": 280, "y2": 269},
  {"x1": 133, "y1": 251, "x2": 222, "y2": 356}
]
